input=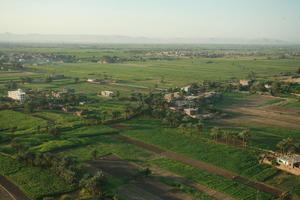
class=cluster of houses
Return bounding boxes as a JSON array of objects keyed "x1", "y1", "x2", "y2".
[
  {"x1": 164, "y1": 85, "x2": 220, "y2": 119},
  {"x1": 239, "y1": 79, "x2": 272, "y2": 89}
]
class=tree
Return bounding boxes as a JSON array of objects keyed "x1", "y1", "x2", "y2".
[
  {"x1": 24, "y1": 101, "x2": 36, "y2": 113},
  {"x1": 45, "y1": 76, "x2": 53, "y2": 83},
  {"x1": 296, "y1": 67, "x2": 300, "y2": 74},
  {"x1": 178, "y1": 123, "x2": 186, "y2": 135},
  {"x1": 239, "y1": 129, "x2": 251, "y2": 148},
  {"x1": 211, "y1": 127, "x2": 220, "y2": 141},
  {"x1": 124, "y1": 105, "x2": 134, "y2": 119},
  {"x1": 277, "y1": 137, "x2": 295, "y2": 155},
  {"x1": 223, "y1": 130, "x2": 231, "y2": 144},
  {"x1": 112, "y1": 111, "x2": 121, "y2": 121},
  {"x1": 187, "y1": 122, "x2": 193, "y2": 136},
  {"x1": 195, "y1": 122, "x2": 204, "y2": 137},
  {"x1": 115, "y1": 90, "x2": 120, "y2": 99},
  {"x1": 5, "y1": 80, "x2": 18, "y2": 90},
  {"x1": 36, "y1": 125, "x2": 41, "y2": 134},
  {"x1": 91, "y1": 149, "x2": 98, "y2": 160},
  {"x1": 80, "y1": 171, "x2": 106, "y2": 197},
  {"x1": 74, "y1": 77, "x2": 79, "y2": 83}
]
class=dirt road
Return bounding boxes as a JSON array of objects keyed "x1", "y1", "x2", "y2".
[{"x1": 0, "y1": 175, "x2": 31, "y2": 200}]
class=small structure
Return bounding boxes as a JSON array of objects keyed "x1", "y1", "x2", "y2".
[
  {"x1": 239, "y1": 80, "x2": 251, "y2": 86},
  {"x1": 8, "y1": 89, "x2": 26, "y2": 101},
  {"x1": 100, "y1": 91, "x2": 114, "y2": 97}
]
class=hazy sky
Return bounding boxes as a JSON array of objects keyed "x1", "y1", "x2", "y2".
[{"x1": 1, "y1": 0, "x2": 300, "y2": 41}]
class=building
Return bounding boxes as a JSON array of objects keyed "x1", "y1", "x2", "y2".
[
  {"x1": 277, "y1": 154, "x2": 300, "y2": 169},
  {"x1": 239, "y1": 80, "x2": 251, "y2": 86},
  {"x1": 164, "y1": 92, "x2": 180, "y2": 102},
  {"x1": 264, "y1": 84, "x2": 272, "y2": 89},
  {"x1": 181, "y1": 85, "x2": 191, "y2": 92},
  {"x1": 87, "y1": 79, "x2": 99, "y2": 83},
  {"x1": 183, "y1": 108, "x2": 198, "y2": 116},
  {"x1": 100, "y1": 91, "x2": 114, "y2": 97},
  {"x1": 8, "y1": 89, "x2": 26, "y2": 101}
]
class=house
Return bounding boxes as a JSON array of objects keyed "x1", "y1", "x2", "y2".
[
  {"x1": 164, "y1": 92, "x2": 180, "y2": 102},
  {"x1": 277, "y1": 154, "x2": 300, "y2": 169},
  {"x1": 174, "y1": 100, "x2": 189, "y2": 108},
  {"x1": 183, "y1": 108, "x2": 198, "y2": 116},
  {"x1": 264, "y1": 84, "x2": 272, "y2": 89},
  {"x1": 51, "y1": 91, "x2": 65, "y2": 98},
  {"x1": 100, "y1": 91, "x2": 114, "y2": 97},
  {"x1": 74, "y1": 110, "x2": 88, "y2": 117},
  {"x1": 8, "y1": 89, "x2": 26, "y2": 101},
  {"x1": 86, "y1": 79, "x2": 99, "y2": 83},
  {"x1": 63, "y1": 88, "x2": 75, "y2": 93},
  {"x1": 239, "y1": 80, "x2": 251, "y2": 86},
  {"x1": 181, "y1": 85, "x2": 191, "y2": 92}
]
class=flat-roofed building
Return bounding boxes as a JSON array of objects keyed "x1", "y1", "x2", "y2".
[{"x1": 8, "y1": 89, "x2": 26, "y2": 101}]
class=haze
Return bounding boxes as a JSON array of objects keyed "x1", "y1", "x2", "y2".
[{"x1": 0, "y1": 0, "x2": 300, "y2": 43}]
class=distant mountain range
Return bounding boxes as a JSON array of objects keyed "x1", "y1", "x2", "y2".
[{"x1": 0, "y1": 33, "x2": 294, "y2": 45}]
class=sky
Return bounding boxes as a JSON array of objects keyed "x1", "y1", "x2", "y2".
[{"x1": 0, "y1": 0, "x2": 300, "y2": 42}]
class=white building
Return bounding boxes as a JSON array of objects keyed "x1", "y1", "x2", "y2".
[
  {"x1": 181, "y1": 85, "x2": 191, "y2": 92},
  {"x1": 100, "y1": 91, "x2": 114, "y2": 97},
  {"x1": 8, "y1": 89, "x2": 26, "y2": 101},
  {"x1": 239, "y1": 80, "x2": 251, "y2": 86},
  {"x1": 277, "y1": 154, "x2": 300, "y2": 169}
]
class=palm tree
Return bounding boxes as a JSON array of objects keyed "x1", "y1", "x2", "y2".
[
  {"x1": 91, "y1": 149, "x2": 98, "y2": 160},
  {"x1": 223, "y1": 130, "x2": 231, "y2": 144},
  {"x1": 112, "y1": 111, "x2": 121, "y2": 121},
  {"x1": 239, "y1": 129, "x2": 251, "y2": 148},
  {"x1": 211, "y1": 127, "x2": 220, "y2": 141},
  {"x1": 187, "y1": 123, "x2": 193, "y2": 136},
  {"x1": 277, "y1": 137, "x2": 294, "y2": 155},
  {"x1": 178, "y1": 123, "x2": 186, "y2": 135},
  {"x1": 195, "y1": 122, "x2": 204, "y2": 138}
]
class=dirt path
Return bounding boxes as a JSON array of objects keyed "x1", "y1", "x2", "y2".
[
  {"x1": 112, "y1": 134, "x2": 290, "y2": 199},
  {"x1": 0, "y1": 175, "x2": 31, "y2": 200},
  {"x1": 0, "y1": 185, "x2": 14, "y2": 200},
  {"x1": 85, "y1": 154, "x2": 196, "y2": 200}
]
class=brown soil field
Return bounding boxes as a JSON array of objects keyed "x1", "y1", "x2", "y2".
[{"x1": 222, "y1": 95, "x2": 300, "y2": 130}]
